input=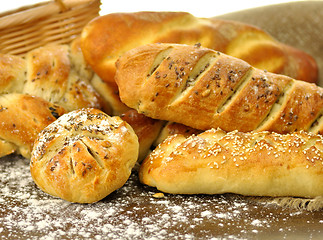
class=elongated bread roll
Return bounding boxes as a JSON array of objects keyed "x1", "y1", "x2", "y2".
[
  {"x1": 30, "y1": 108, "x2": 139, "y2": 203},
  {"x1": 0, "y1": 39, "x2": 110, "y2": 113},
  {"x1": 115, "y1": 43, "x2": 323, "y2": 134},
  {"x1": 139, "y1": 128, "x2": 323, "y2": 198},
  {"x1": 81, "y1": 11, "x2": 318, "y2": 84},
  {"x1": 1, "y1": 49, "x2": 103, "y2": 112}
]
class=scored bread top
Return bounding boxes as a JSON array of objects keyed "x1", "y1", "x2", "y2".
[
  {"x1": 0, "y1": 41, "x2": 108, "y2": 113},
  {"x1": 115, "y1": 43, "x2": 323, "y2": 134},
  {"x1": 30, "y1": 108, "x2": 139, "y2": 203}
]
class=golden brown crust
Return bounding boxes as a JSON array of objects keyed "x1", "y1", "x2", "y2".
[
  {"x1": 0, "y1": 39, "x2": 126, "y2": 159},
  {"x1": 0, "y1": 93, "x2": 66, "y2": 158},
  {"x1": 0, "y1": 39, "x2": 112, "y2": 113},
  {"x1": 139, "y1": 128, "x2": 323, "y2": 198},
  {"x1": 153, "y1": 121, "x2": 202, "y2": 147},
  {"x1": 115, "y1": 43, "x2": 323, "y2": 133},
  {"x1": 30, "y1": 108, "x2": 139, "y2": 203},
  {"x1": 0, "y1": 54, "x2": 25, "y2": 93},
  {"x1": 120, "y1": 109, "x2": 164, "y2": 162},
  {"x1": 119, "y1": 109, "x2": 202, "y2": 161},
  {"x1": 81, "y1": 11, "x2": 318, "y2": 84},
  {"x1": 90, "y1": 74, "x2": 129, "y2": 115},
  {"x1": 24, "y1": 44, "x2": 106, "y2": 112}
]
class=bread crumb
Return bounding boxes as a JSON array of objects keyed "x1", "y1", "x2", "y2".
[{"x1": 153, "y1": 192, "x2": 165, "y2": 198}]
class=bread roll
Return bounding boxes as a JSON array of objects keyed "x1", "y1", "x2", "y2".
[
  {"x1": 0, "y1": 93, "x2": 66, "y2": 159},
  {"x1": 30, "y1": 108, "x2": 139, "y2": 203},
  {"x1": 81, "y1": 11, "x2": 318, "y2": 84},
  {"x1": 115, "y1": 43, "x2": 323, "y2": 134},
  {"x1": 0, "y1": 40, "x2": 108, "y2": 113},
  {"x1": 120, "y1": 109, "x2": 164, "y2": 161},
  {"x1": 139, "y1": 128, "x2": 323, "y2": 198},
  {"x1": 120, "y1": 109, "x2": 202, "y2": 161}
]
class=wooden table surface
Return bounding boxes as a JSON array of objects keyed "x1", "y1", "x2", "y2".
[{"x1": 1, "y1": 1, "x2": 322, "y2": 239}]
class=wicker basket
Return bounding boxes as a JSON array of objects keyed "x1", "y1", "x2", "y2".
[{"x1": 0, "y1": 0, "x2": 101, "y2": 56}]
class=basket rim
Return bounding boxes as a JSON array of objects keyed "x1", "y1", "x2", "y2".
[{"x1": 0, "y1": 0, "x2": 100, "y2": 29}]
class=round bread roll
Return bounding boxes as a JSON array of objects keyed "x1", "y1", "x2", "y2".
[{"x1": 30, "y1": 108, "x2": 139, "y2": 203}]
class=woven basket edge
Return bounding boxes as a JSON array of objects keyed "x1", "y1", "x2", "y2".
[{"x1": 0, "y1": 0, "x2": 100, "y2": 29}]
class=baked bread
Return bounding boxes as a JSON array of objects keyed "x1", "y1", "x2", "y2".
[
  {"x1": 120, "y1": 109, "x2": 164, "y2": 162},
  {"x1": 81, "y1": 11, "x2": 318, "y2": 84},
  {"x1": 0, "y1": 93, "x2": 66, "y2": 159},
  {"x1": 0, "y1": 39, "x2": 127, "y2": 159},
  {"x1": 120, "y1": 109, "x2": 201, "y2": 162},
  {"x1": 70, "y1": 38, "x2": 129, "y2": 115},
  {"x1": 153, "y1": 121, "x2": 202, "y2": 147},
  {"x1": 0, "y1": 40, "x2": 108, "y2": 113},
  {"x1": 139, "y1": 128, "x2": 323, "y2": 198},
  {"x1": 30, "y1": 108, "x2": 139, "y2": 203},
  {"x1": 115, "y1": 43, "x2": 323, "y2": 134}
]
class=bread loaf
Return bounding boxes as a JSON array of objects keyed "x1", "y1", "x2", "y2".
[
  {"x1": 0, "y1": 93, "x2": 66, "y2": 159},
  {"x1": 120, "y1": 109, "x2": 201, "y2": 161},
  {"x1": 81, "y1": 11, "x2": 318, "y2": 84},
  {"x1": 0, "y1": 40, "x2": 108, "y2": 113},
  {"x1": 115, "y1": 43, "x2": 323, "y2": 134},
  {"x1": 120, "y1": 109, "x2": 164, "y2": 161},
  {"x1": 30, "y1": 108, "x2": 139, "y2": 203},
  {"x1": 139, "y1": 128, "x2": 323, "y2": 198}
]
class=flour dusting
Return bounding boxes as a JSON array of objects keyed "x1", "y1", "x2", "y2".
[{"x1": 0, "y1": 155, "x2": 322, "y2": 239}]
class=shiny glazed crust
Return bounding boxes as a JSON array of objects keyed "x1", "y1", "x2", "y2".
[
  {"x1": 139, "y1": 128, "x2": 323, "y2": 198},
  {"x1": 115, "y1": 43, "x2": 323, "y2": 134},
  {"x1": 30, "y1": 108, "x2": 139, "y2": 203},
  {"x1": 81, "y1": 11, "x2": 318, "y2": 84}
]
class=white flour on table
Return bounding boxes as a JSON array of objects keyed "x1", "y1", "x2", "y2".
[{"x1": 0, "y1": 155, "x2": 321, "y2": 240}]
